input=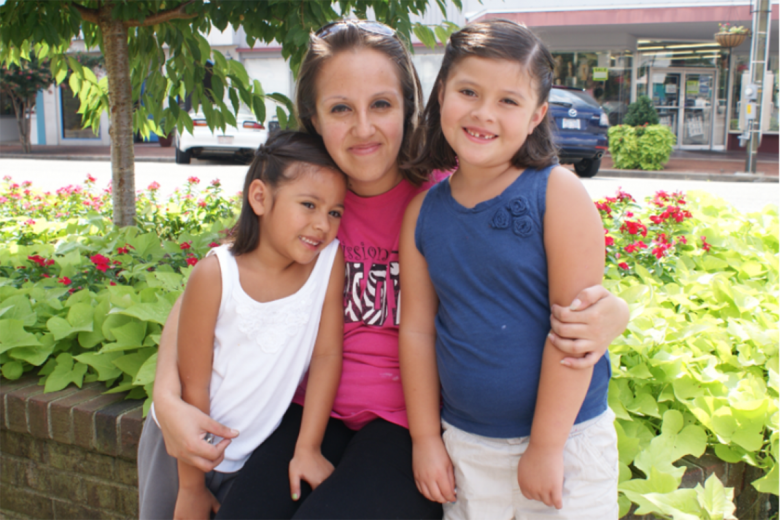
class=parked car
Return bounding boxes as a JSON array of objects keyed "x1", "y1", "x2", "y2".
[
  {"x1": 549, "y1": 86, "x2": 609, "y2": 178},
  {"x1": 174, "y1": 104, "x2": 269, "y2": 164}
]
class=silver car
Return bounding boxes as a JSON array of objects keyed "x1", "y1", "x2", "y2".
[{"x1": 175, "y1": 105, "x2": 270, "y2": 164}]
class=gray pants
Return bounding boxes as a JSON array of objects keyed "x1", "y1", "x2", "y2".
[{"x1": 137, "y1": 418, "x2": 237, "y2": 520}]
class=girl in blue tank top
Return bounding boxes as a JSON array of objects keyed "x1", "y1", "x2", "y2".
[{"x1": 399, "y1": 20, "x2": 618, "y2": 519}]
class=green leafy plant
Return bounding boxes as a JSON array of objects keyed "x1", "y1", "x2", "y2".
[
  {"x1": 623, "y1": 95, "x2": 660, "y2": 127},
  {"x1": 608, "y1": 124, "x2": 676, "y2": 171},
  {"x1": 718, "y1": 23, "x2": 749, "y2": 34}
]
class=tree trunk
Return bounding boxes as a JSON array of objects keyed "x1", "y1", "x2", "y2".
[
  {"x1": 99, "y1": 4, "x2": 136, "y2": 227},
  {"x1": 11, "y1": 94, "x2": 32, "y2": 153}
]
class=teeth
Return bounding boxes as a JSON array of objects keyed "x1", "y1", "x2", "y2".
[
  {"x1": 300, "y1": 237, "x2": 320, "y2": 246},
  {"x1": 466, "y1": 128, "x2": 497, "y2": 139}
]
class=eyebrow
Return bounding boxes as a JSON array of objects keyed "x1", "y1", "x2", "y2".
[
  {"x1": 299, "y1": 193, "x2": 345, "y2": 208},
  {"x1": 320, "y1": 90, "x2": 401, "y2": 103}
]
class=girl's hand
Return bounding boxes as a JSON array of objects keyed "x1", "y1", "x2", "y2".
[
  {"x1": 517, "y1": 442, "x2": 564, "y2": 509},
  {"x1": 173, "y1": 485, "x2": 220, "y2": 520},
  {"x1": 548, "y1": 285, "x2": 629, "y2": 369},
  {"x1": 289, "y1": 446, "x2": 335, "y2": 500},
  {"x1": 155, "y1": 394, "x2": 238, "y2": 472},
  {"x1": 412, "y1": 436, "x2": 457, "y2": 504}
]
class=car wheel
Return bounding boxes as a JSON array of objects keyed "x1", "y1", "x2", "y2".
[
  {"x1": 175, "y1": 146, "x2": 191, "y2": 164},
  {"x1": 574, "y1": 157, "x2": 601, "y2": 178}
]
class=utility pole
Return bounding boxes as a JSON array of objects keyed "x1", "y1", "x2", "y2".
[{"x1": 744, "y1": 0, "x2": 771, "y2": 173}]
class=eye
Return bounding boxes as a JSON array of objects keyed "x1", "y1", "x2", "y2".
[
  {"x1": 329, "y1": 210, "x2": 343, "y2": 219},
  {"x1": 372, "y1": 99, "x2": 391, "y2": 109},
  {"x1": 330, "y1": 104, "x2": 350, "y2": 114},
  {"x1": 459, "y1": 89, "x2": 476, "y2": 97},
  {"x1": 301, "y1": 201, "x2": 315, "y2": 209},
  {"x1": 502, "y1": 98, "x2": 519, "y2": 106}
]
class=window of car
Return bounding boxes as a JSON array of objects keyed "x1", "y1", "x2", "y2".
[{"x1": 549, "y1": 88, "x2": 601, "y2": 109}]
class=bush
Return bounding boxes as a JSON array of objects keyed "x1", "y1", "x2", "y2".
[
  {"x1": 623, "y1": 95, "x2": 660, "y2": 127},
  {"x1": 608, "y1": 124, "x2": 676, "y2": 171}
]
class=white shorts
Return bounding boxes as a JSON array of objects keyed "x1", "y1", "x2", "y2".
[{"x1": 442, "y1": 409, "x2": 618, "y2": 520}]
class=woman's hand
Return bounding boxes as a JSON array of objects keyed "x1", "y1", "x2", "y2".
[
  {"x1": 173, "y1": 485, "x2": 220, "y2": 520},
  {"x1": 289, "y1": 446, "x2": 335, "y2": 501},
  {"x1": 548, "y1": 285, "x2": 629, "y2": 369},
  {"x1": 412, "y1": 435, "x2": 457, "y2": 504},
  {"x1": 155, "y1": 394, "x2": 238, "y2": 473}
]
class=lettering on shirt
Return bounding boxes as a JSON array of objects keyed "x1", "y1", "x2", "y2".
[{"x1": 343, "y1": 247, "x2": 400, "y2": 327}]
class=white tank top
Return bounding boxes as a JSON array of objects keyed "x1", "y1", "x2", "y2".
[{"x1": 153, "y1": 240, "x2": 340, "y2": 473}]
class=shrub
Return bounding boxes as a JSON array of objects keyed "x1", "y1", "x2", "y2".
[
  {"x1": 623, "y1": 95, "x2": 660, "y2": 126},
  {"x1": 608, "y1": 124, "x2": 676, "y2": 171}
]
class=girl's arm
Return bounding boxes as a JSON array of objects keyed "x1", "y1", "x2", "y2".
[
  {"x1": 174, "y1": 256, "x2": 223, "y2": 520},
  {"x1": 398, "y1": 192, "x2": 457, "y2": 505},
  {"x1": 289, "y1": 249, "x2": 345, "y2": 500},
  {"x1": 153, "y1": 297, "x2": 237, "y2": 472},
  {"x1": 517, "y1": 166, "x2": 606, "y2": 509}
]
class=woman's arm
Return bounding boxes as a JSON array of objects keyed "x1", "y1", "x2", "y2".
[
  {"x1": 517, "y1": 166, "x2": 606, "y2": 509},
  {"x1": 548, "y1": 286, "x2": 629, "y2": 368},
  {"x1": 398, "y1": 191, "x2": 456, "y2": 505},
  {"x1": 174, "y1": 255, "x2": 224, "y2": 519},
  {"x1": 153, "y1": 297, "x2": 237, "y2": 472},
  {"x1": 289, "y1": 249, "x2": 345, "y2": 500}
]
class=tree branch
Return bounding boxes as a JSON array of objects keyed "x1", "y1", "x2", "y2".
[
  {"x1": 72, "y1": 3, "x2": 100, "y2": 24},
  {"x1": 125, "y1": 0, "x2": 198, "y2": 27}
]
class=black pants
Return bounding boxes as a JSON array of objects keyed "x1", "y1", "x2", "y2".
[{"x1": 216, "y1": 404, "x2": 443, "y2": 519}]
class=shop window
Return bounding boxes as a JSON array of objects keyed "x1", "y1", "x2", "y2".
[
  {"x1": 60, "y1": 82, "x2": 99, "y2": 139},
  {"x1": 551, "y1": 51, "x2": 632, "y2": 125}
]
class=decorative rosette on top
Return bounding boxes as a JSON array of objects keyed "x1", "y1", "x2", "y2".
[{"x1": 492, "y1": 196, "x2": 534, "y2": 237}]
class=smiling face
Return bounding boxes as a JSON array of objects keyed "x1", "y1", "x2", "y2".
[
  {"x1": 310, "y1": 48, "x2": 406, "y2": 197},
  {"x1": 439, "y1": 56, "x2": 548, "y2": 175},
  {"x1": 252, "y1": 165, "x2": 346, "y2": 266}
]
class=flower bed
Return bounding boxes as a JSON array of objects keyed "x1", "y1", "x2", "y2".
[{"x1": 0, "y1": 176, "x2": 777, "y2": 519}]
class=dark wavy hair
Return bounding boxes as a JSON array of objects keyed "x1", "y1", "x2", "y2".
[
  {"x1": 295, "y1": 21, "x2": 429, "y2": 185},
  {"x1": 413, "y1": 19, "x2": 558, "y2": 173},
  {"x1": 230, "y1": 130, "x2": 344, "y2": 256}
]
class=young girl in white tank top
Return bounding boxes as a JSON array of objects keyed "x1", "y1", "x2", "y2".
[{"x1": 172, "y1": 131, "x2": 347, "y2": 519}]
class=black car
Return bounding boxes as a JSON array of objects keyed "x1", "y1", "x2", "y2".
[{"x1": 548, "y1": 86, "x2": 609, "y2": 178}]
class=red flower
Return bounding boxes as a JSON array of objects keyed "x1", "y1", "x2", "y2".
[
  {"x1": 618, "y1": 262, "x2": 629, "y2": 270},
  {"x1": 27, "y1": 255, "x2": 45, "y2": 266},
  {"x1": 211, "y1": 178, "x2": 221, "y2": 187},
  {"x1": 605, "y1": 235, "x2": 614, "y2": 247},
  {"x1": 180, "y1": 242, "x2": 191, "y2": 250},
  {"x1": 45, "y1": 259, "x2": 55, "y2": 267},
  {"x1": 58, "y1": 277, "x2": 72, "y2": 285},
  {"x1": 90, "y1": 254, "x2": 111, "y2": 272},
  {"x1": 86, "y1": 174, "x2": 97, "y2": 183},
  {"x1": 148, "y1": 181, "x2": 161, "y2": 191},
  {"x1": 209, "y1": 242, "x2": 220, "y2": 248},
  {"x1": 186, "y1": 255, "x2": 198, "y2": 266},
  {"x1": 701, "y1": 236, "x2": 711, "y2": 252},
  {"x1": 42, "y1": 273, "x2": 50, "y2": 278},
  {"x1": 109, "y1": 281, "x2": 117, "y2": 286},
  {"x1": 116, "y1": 246, "x2": 129, "y2": 255},
  {"x1": 198, "y1": 199, "x2": 207, "y2": 208},
  {"x1": 24, "y1": 219, "x2": 35, "y2": 226},
  {"x1": 187, "y1": 176, "x2": 200, "y2": 185},
  {"x1": 678, "y1": 236, "x2": 687, "y2": 245}
]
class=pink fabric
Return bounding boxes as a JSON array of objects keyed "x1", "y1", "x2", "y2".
[{"x1": 294, "y1": 171, "x2": 448, "y2": 430}]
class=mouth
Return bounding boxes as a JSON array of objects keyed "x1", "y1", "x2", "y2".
[
  {"x1": 299, "y1": 236, "x2": 322, "y2": 249},
  {"x1": 349, "y1": 142, "x2": 381, "y2": 156},
  {"x1": 464, "y1": 127, "x2": 497, "y2": 140}
]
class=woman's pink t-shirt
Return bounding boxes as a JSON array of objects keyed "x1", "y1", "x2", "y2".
[{"x1": 293, "y1": 173, "x2": 445, "y2": 430}]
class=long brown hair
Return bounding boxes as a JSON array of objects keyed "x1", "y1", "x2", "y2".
[
  {"x1": 230, "y1": 130, "x2": 344, "y2": 256},
  {"x1": 295, "y1": 21, "x2": 429, "y2": 185},
  {"x1": 413, "y1": 19, "x2": 558, "y2": 173}
]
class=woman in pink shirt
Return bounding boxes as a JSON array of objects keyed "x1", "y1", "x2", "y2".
[{"x1": 141, "y1": 20, "x2": 629, "y2": 519}]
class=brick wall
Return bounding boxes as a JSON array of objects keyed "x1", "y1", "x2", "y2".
[{"x1": 1, "y1": 375, "x2": 142, "y2": 519}]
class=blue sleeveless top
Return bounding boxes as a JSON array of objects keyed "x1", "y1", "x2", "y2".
[{"x1": 415, "y1": 165, "x2": 610, "y2": 438}]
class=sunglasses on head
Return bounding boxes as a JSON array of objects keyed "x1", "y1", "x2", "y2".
[{"x1": 315, "y1": 19, "x2": 396, "y2": 39}]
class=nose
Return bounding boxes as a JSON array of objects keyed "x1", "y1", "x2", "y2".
[
  {"x1": 471, "y1": 99, "x2": 494, "y2": 123},
  {"x1": 354, "y1": 108, "x2": 375, "y2": 139},
  {"x1": 312, "y1": 210, "x2": 331, "y2": 234}
]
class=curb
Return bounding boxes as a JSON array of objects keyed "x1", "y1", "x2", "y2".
[
  {"x1": 0, "y1": 153, "x2": 175, "y2": 163},
  {"x1": 596, "y1": 168, "x2": 778, "y2": 183}
]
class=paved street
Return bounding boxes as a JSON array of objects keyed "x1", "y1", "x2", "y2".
[{"x1": 0, "y1": 158, "x2": 777, "y2": 214}]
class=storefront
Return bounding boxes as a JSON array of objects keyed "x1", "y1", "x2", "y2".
[{"x1": 470, "y1": 0, "x2": 779, "y2": 152}]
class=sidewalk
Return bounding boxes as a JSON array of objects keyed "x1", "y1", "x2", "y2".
[{"x1": 1, "y1": 141, "x2": 777, "y2": 181}]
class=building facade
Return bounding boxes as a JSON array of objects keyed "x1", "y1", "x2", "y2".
[{"x1": 9, "y1": 0, "x2": 777, "y2": 153}]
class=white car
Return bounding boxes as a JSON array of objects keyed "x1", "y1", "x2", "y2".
[{"x1": 175, "y1": 105, "x2": 270, "y2": 164}]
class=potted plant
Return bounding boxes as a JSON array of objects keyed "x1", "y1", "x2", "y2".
[{"x1": 715, "y1": 23, "x2": 750, "y2": 48}]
